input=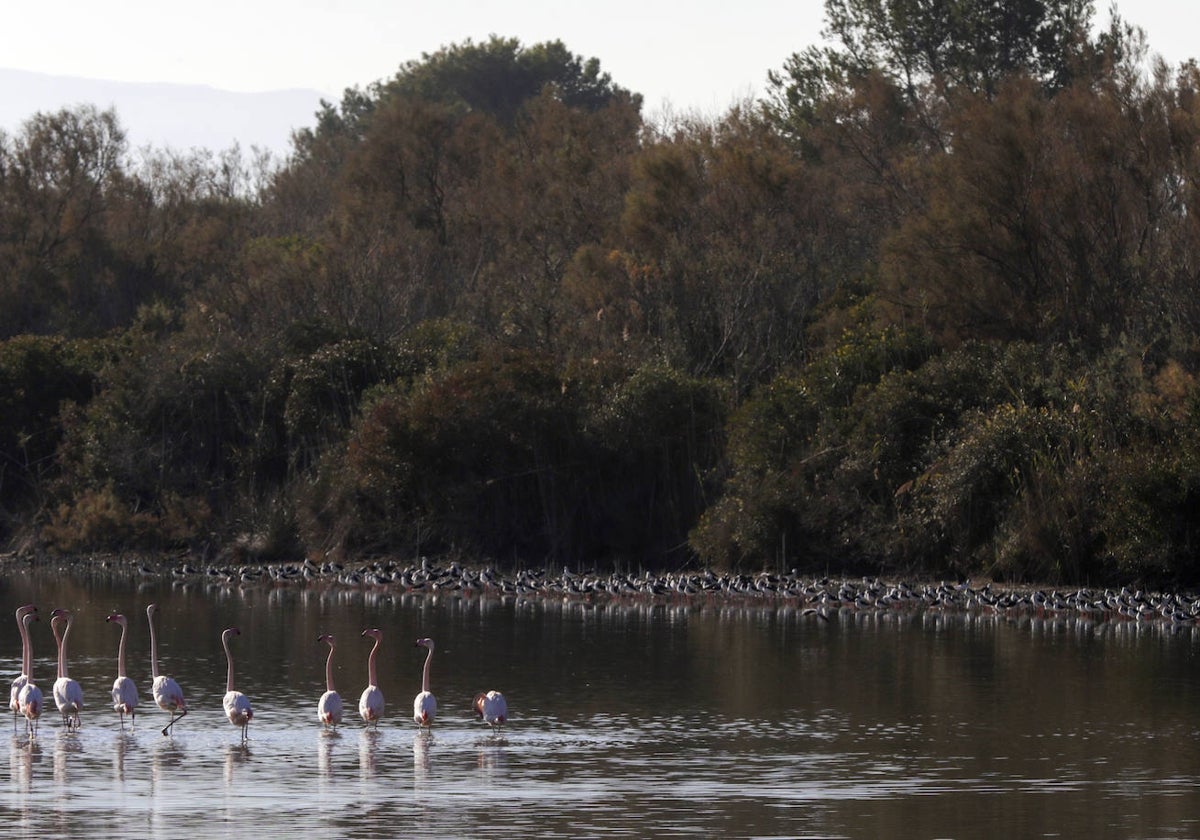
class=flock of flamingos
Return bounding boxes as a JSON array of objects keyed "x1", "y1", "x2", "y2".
[{"x1": 7, "y1": 603, "x2": 508, "y2": 741}]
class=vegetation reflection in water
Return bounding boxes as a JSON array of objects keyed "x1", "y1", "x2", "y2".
[{"x1": 3, "y1": 568, "x2": 1200, "y2": 838}]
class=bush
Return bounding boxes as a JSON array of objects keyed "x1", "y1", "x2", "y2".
[{"x1": 300, "y1": 353, "x2": 726, "y2": 567}]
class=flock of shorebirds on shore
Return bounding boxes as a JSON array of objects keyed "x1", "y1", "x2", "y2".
[
  {"x1": 8, "y1": 601, "x2": 507, "y2": 741},
  {"x1": 99, "y1": 555, "x2": 1200, "y2": 628}
]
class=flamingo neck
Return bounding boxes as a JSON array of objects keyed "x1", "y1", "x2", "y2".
[
  {"x1": 61, "y1": 615, "x2": 72, "y2": 678},
  {"x1": 224, "y1": 635, "x2": 236, "y2": 693},
  {"x1": 325, "y1": 644, "x2": 336, "y2": 692},
  {"x1": 52, "y1": 618, "x2": 66, "y2": 680},
  {"x1": 367, "y1": 638, "x2": 380, "y2": 687},
  {"x1": 117, "y1": 622, "x2": 128, "y2": 678},
  {"x1": 148, "y1": 612, "x2": 161, "y2": 679},
  {"x1": 422, "y1": 646, "x2": 433, "y2": 693},
  {"x1": 20, "y1": 615, "x2": 34, "y2": 678},
  {"x1": 17, "y1": 611, "x2": 31, "y2": 677}
]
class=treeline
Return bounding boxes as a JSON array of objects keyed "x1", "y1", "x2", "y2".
[{"x1": 4, "y1": 5, "x2": 1200, "y2": 585}]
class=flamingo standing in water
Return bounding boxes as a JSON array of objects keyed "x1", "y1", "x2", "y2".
[
  {"x1": 473, "y1": 690, "x2": 508, "y2": 728},
  {"x1": 50, "y1": 609, "x2": 84, "y2": 730},
  {"x1": 147, "y1": 603, "x2": 187, "y2": 736},
  {"x1": 106, "y1": 613, "x2": 139, "y2": 727},
  {"x1": 413, "y1": 637, "x2": 437, "y2": 727},
  {"x1": 16, "y1": 611, "x2": 41, "y2": 737},
  {"x1": 222, "y1": 628, "x2": 253, "y2": 741},
  {"x1": 359, "y1": 629, "x2": 384, "y2": 727},
  {"x1": 317, "y1": 634, "x2": 343, "y2": 727},
  {"x1": 9, "y1": 604, "x2": 36, "y2": 731}
]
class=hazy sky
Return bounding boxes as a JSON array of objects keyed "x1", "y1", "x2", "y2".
[{"x1": 4, "y1": 1, "x2": 1195, "y2": 116}]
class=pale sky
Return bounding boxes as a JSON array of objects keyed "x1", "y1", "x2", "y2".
[
  {"x1": 2, "y1": 0, "x2": 828, "y2": 112},
  {"x1": 1, "y1": 1, "x2": 1196, "y2": 152}
]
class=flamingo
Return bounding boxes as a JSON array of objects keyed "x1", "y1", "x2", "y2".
[
  {"x1": 473, "y1": 690, "x2": 508, "y2": 728},
  {"x1": 413, "y1": 637, "x2": 437, "y2": 727},
  {"x1": 9, "y1": 604, "x2": 36, "y2": 731},
  {"x1": 50, "y1": 609, "x2": 84, "y2": 730},
  {"x1": 16, "y1": 611, "x2": 41, "y2": 737},
  {"x1": 221, "y1": 628, "x2": 253, "y2": 741},
  {"x1": 147, "y1": 603, "x2": 187, "y2": 736},
  {"x1": 358, "y1": 629, "x2": 384, "y2": 727},
  {"x1": 106, "y1": 613, "x2": 139, "y2": 728},
  {"x1": 317, "y1": 634, "x2": 343, "y2": 727}
]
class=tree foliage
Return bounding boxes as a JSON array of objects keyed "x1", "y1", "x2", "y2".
[{"x1": 6, "y1": 25, "x2": 1200, "y2": 585}]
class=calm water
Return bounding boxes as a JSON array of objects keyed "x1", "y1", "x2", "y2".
[{"x1": 2, "y1": 565, "x2": 1200, "y2": 838}]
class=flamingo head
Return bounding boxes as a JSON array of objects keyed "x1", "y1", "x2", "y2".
[
  {"x1": 21, "y1": 612, "x2": 38, "y2": 628},
  {"x1": 362, "y1": 628, "x2": 383, "y2": 642},
  {"x1": 15, "y1": 604, "x2": 36, "y2": 619},
  {"x1": 50, "y1": 609, "x2": 70, "y2": 636},
  {"x1": 415, "y1": 637, "x2": 435, "y2": 651},
  {"x1": 222, "y1": 627, "x2": 241, "y2": 643},
  {"x1": 147, "y1": 603, "x2": 158, "y2": 619},
  {"x1": 106, "y1": 613, "x2": 127, "y2": 627},
  {"x1": 473, "y1": 692, "x2": 486, "y2": 719},
  {"x1": 318, "y1": 633, "x2": 335, "y2": 646}
]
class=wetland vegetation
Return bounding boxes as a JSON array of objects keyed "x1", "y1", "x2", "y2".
[{"x1": 3, "y1": 1, "x2": 1200, "y2": 588}]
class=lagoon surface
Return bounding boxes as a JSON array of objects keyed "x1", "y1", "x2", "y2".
[{"x1": 2, "y1": 565, "x2": 1200, "y2": 838}]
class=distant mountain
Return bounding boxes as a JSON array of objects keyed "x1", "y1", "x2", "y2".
[{"x1": 0, "y1": 68, "x2": 327, "y2": 157}]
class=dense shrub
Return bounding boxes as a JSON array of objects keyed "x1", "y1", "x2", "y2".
[{"x1": 299, "y1": 353, "x2": 725, "y2": 567}]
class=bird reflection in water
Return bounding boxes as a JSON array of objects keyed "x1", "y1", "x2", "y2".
[
  {"x1": 412, "y1": 730, "x2": 433, "y2": 794},
  {"x1": 317, "y1": 728, "x2": 340, "y2": 781},
  {"x1": 9, "y1": 734, "x2": 40, "y2": 793},
  {"x1": 359, "y1": 727, "x2": 380, "y2": 779},
  {"x1": 52, "y1": 726, "x2": 84, "y2": 787},
  {"x1": 149, "y1": 739, "x2": 185, "y2": 798},
  {"x1": 113, "y1": 731, "x2": 135, "y2": 782},
  {"x1": 477, "y1": 741, "x2": 507, "y2": 780},
  {"x1": 224, "y1": 742, "x2": 251, "y2": 786}
]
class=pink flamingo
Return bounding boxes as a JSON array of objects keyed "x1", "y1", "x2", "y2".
[
  {"x1": 359, "y1": 629, "x2": 384, "y2": 726},
  {"x1": 317, "y1": 634, "x2": 343, "y2": 727},
  {"x1": 473, "y1": 690, "x2": 508, "y2": 728},
  {"x1": 17, "y1": 612, "x2": 42, "y2": 737},
  {"x1": 106, "y1": 613, "x2": 139, "y2": 727},
  {"x1": 413, "y1": 638, "x2": 437, "y2": 727},
  {"x1": 50, "y1": 609, "x2": 83, "y2": 730},
  {"x1": 147, "y1": 603, "x2": 187, "y2": 735},
  {"x1": 9, "y1": 604, "x2": 36, "y2": 730},
  {"x1": 222, "y1": 628, "x2": 253, "y2": 741}
]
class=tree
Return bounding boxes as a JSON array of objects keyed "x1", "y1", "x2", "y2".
[
  {"x1": 769, "y1": 0, "x2": 1095, "y2": 125},
  {"x1": 385, "y1": 36, "x2": 641, "y2": 125},
  {"x1": 0, "y1": 106, "x2": 128, "y2": 336},
  {"x1": 880, "y1": 52, "x2": 1186, "y2": 349}
]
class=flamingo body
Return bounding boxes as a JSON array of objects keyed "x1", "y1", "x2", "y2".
[
  {"x1": 18, "y1": 681, "x2": 42, "y2": 735},
  {"x1": 112, "y1": 677, "x2": 139, "y2": 724},
  {"x1": 359, "y1": 685, "x2": 384, "y2": 723},
  {"x1": 147, "y1": 604, "x2": 187, "y2": 735},
  {"x1": 473, "y1": 690, "x2": 508, "y2": 727},
  {"x1": 50, "y1": 609, "x2": 83, "y2": 730},
  {"x1": 221, "y1": 627, "x2": 253, "y2": 741},
  {"x1": 106, "y1": 613, "x2": 139, "y2": 726},
  {"x1": 319, "y1": 690, "x2": 343, "y2": 726},
  {"x1": 413, "y1": 637, "x2": 437, "y2": 727},
  {"x1": 414, "y1": 690, "x2": 437, "y2": 726},
  {"x1": 317, "y1": 634, "x2": 342, "y2": 727}
]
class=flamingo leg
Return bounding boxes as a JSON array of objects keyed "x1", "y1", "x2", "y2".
[{"x1": 162, "y1": 707, "x2": 187, "y2": 737}]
